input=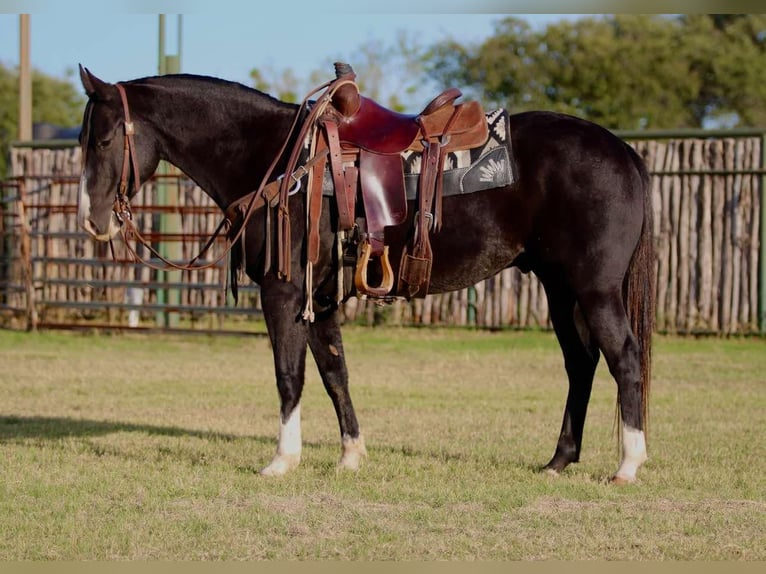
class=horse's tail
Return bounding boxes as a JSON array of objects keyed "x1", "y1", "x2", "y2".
[{"x1": 625, "y1": 151, "x2": 655, "y2": 440}]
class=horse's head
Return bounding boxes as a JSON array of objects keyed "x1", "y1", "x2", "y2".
[{"x1": 77, "y1": 66, "x2": 160, "y2": 241}]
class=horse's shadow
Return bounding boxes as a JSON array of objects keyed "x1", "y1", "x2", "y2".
[
  {"x1": 0, "y1": 414, "x2": 257, "y2": 442},
  {"x1": 0, "y1": 414, "x2": 560, "y2": 479}
]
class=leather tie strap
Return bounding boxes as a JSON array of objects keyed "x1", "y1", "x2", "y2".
[{"x1": 306, "y1": 132, "x2": 327, "y2": 265}]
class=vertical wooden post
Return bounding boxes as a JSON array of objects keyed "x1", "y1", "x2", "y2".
[
  {"x1": 18, "y1": 15, "x2": 32, "y2": 142},
  {"x1": 760, "y1": 135, "x2": 766, "y2": 333},
  {"x1": 16, "y1": 182, "x2": 37, "y2": 331}
]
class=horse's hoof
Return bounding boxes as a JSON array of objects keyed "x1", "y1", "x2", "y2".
[
  {"x1": 543, "y1": 467, "x2": 560, "y2": 478},
  {"x1": 337, "y1": 454, "x2": 362, "y2": 472},
  {"x1": 610, "y1": 474, "x2": 635, "y2": 486},
  {"x1": 337, "y1": 435, "x2": 367, "y2": 472},
  {"x1": 260, "y1": 454, "x2": 300, "y2": 477},
  {"x1": 337, "y1": 449, "x2": 365, "y2": 472}
]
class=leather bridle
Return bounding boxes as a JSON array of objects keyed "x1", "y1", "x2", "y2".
[{"x1": 114, "y1": 83, "x2": 141, "y2": 225}]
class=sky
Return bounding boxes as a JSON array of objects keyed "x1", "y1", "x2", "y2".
[{"x1": 0, "y1": 11, "x2": 584, "y2": 102}]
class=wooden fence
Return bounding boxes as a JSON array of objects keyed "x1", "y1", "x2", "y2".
[
  {"x1": 2, "y1": 147, "x2": 261, "y2": 332},
  {"x1": 634, "y1": 136, "x2": 762, "y2": 334},
  {"x1": 2, "y1": 132, "x2": 764, "y2": 335}
]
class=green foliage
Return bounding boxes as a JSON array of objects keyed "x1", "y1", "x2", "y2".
[
  {"x1": 0, "y1": 64, "x2": 85, "y2": 178},
  {"x1": 425, "y1": 14, "x2": 766, "y2": 129},
  {"x1": 249, "y1": 66, "x2": 300, "y2": 103},
  {"x1": 680, "y1": 14, "x2": 766, "y2": 127},
  {"x1": 246, "y1": 15, "x2": 765, "y2": 129}
]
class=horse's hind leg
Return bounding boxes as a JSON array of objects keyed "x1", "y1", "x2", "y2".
[
  {"x1": 259, "y1": 278, "x2": 309, "y2": 477},
  {"x1": 578, "y1": 289, "x2": 648, "y2": 483},
  {"x1": 541, "y1": 277, "x2": 601, "y2": 475},
  {"x1": 307, "y1": 313, "x2": 366, "y2": 471}
]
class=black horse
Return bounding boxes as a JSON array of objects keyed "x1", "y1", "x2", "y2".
[{"x1": 76, "y1": 67, "x2": 654, "y2": 483}]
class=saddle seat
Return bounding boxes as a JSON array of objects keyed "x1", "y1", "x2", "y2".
[{"x1": 332, "y1": 86, "x2": 487, "y2": 155}]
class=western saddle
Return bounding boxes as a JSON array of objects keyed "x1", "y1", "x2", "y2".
[{"x1": 276, "y1": 62, "x2": 488, "y2": 308}]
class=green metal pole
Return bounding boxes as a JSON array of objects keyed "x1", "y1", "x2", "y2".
[
  {"x1": 177, "y1": 14, "x2": 183, "y2": 68},
  {"x1": 158, "y1": 15, "x2": 166, "y2": 75},
  {"x1": 155, "y1": 15, "x2": 167, "y2": 326},
  {"x1": 467, "y1": 286, "x2": 476, "y2": 326},
  {"x1": 155, "y1": 15, "x2": 184, "y2": 329},
  {"x1": 163, "y1": 53, "x2": 182, "y2": 328}
]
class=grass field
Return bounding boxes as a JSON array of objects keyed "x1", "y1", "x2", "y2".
[{"x1": 0, "y1": 325, "x2": 763, "y2": 560}]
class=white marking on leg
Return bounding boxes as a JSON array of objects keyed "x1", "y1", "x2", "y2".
[
  {"x1": 260, "y1": 405, "x2": 302, "y2": 477},
  {"x1": 613, "y1": 424, "x2": 647, "y2": 483},
  {"x1": 337, "y1": 433, "x2": 367, "y2": 472}
]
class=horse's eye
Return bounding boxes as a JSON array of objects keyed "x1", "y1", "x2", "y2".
[{"x1": 97, "y1": 138, "x2": 112, "y2": 150}]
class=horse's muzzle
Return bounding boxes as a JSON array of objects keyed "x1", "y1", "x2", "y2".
[
  {"x1": 77, "y1": 173, "x2": 123, "y2": 241},
  {"x1": 80, "y1": 211, "x2": 122, "y2": 242}
]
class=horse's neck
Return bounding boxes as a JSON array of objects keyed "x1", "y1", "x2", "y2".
[{"x1": 140, "y1": 82, "x2": 297, "y2": 208}]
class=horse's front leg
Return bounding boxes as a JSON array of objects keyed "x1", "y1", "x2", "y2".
[
  {"x1": 259, "y1": 277, "x2": 309, "y2": 477},
  {"x1": 307, "y1": 310, "x2": 366, "y2": 471}
]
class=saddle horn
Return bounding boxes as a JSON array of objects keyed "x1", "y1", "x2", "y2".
[{"x1": 331, "y1": 62, "x2": 360, "y2": 117}]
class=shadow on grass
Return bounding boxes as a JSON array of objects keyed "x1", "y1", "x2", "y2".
[
  {"x1": 0, "y1": 414, "x2": 558, "y2": 478},
  {"x1": 0, "y1": 414, "x2": 274, "y2": 445},
  {"x1": 0, "y1": 414, "x2": 289, "y2": 473}
]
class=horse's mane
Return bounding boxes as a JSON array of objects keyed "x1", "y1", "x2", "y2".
[{"x1": 123, "y1": 73, "x2": 292, "y2": 110}]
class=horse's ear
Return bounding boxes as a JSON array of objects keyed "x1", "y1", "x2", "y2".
[{"x1": 79, "y1": 64, "x2": 112, "y2": 99}]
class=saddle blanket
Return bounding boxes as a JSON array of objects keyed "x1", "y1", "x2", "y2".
[{"x1": 319, "y1": 108, "x2": 515, "y2": 199}]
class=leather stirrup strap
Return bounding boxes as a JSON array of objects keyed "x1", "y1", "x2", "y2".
[
  {"x1": 414, "y1": 141, "x2": 440, "y2": 259},
  {"x1": 422, "y1": 104, "x2": 461, "y2": 232},
  {"x1": 323, "y1": 120, "x2": 356, "y2": 231},
  {"x1": 397, "y1": 105, "x2": 463, "y2": 298},
  {"x1": 434, "y1": 104, "x2": 462, "y2": 231}
]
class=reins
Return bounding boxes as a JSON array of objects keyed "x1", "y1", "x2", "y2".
[{"x1": 106, "y1": 77, "x2": 343, "y2": 273}]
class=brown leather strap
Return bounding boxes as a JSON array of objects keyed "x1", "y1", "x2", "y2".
[
  {"x1": 395, "y1": 104, "x2": 464, "y2": 297},
  {"x1": 274, "y1": 77, "x2": 355, "y2": 280},
  {"x1": 115, "y1": 83, "x2": 143, "y2": 220},
  {"x1": 323, "y1": 119, "x2": 356, "y2": 231},
  {"x1": 307, "y1": 133, "x2": 327, "y2": 264},
  {"x1": 433, "y1": 104, "x2": 462, "y2": 231},
  {"x1": 414, "y1": 141, "x2": 440, "y2": 259}
]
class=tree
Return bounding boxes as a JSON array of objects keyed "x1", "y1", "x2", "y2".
[
  {"x1": 680, "y1": 14, "x2": 766, "y2": 127},
  {"x1": 0, "y1": 64, "x2": 85, "y2": 178},
  {"x1": 424, "y1": 14, "x2": 766, "y2": 130}
]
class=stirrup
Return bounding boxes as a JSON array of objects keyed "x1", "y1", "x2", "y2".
[{"x1": 354, "y1": 240, "x2": 394, "y2": 297}]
